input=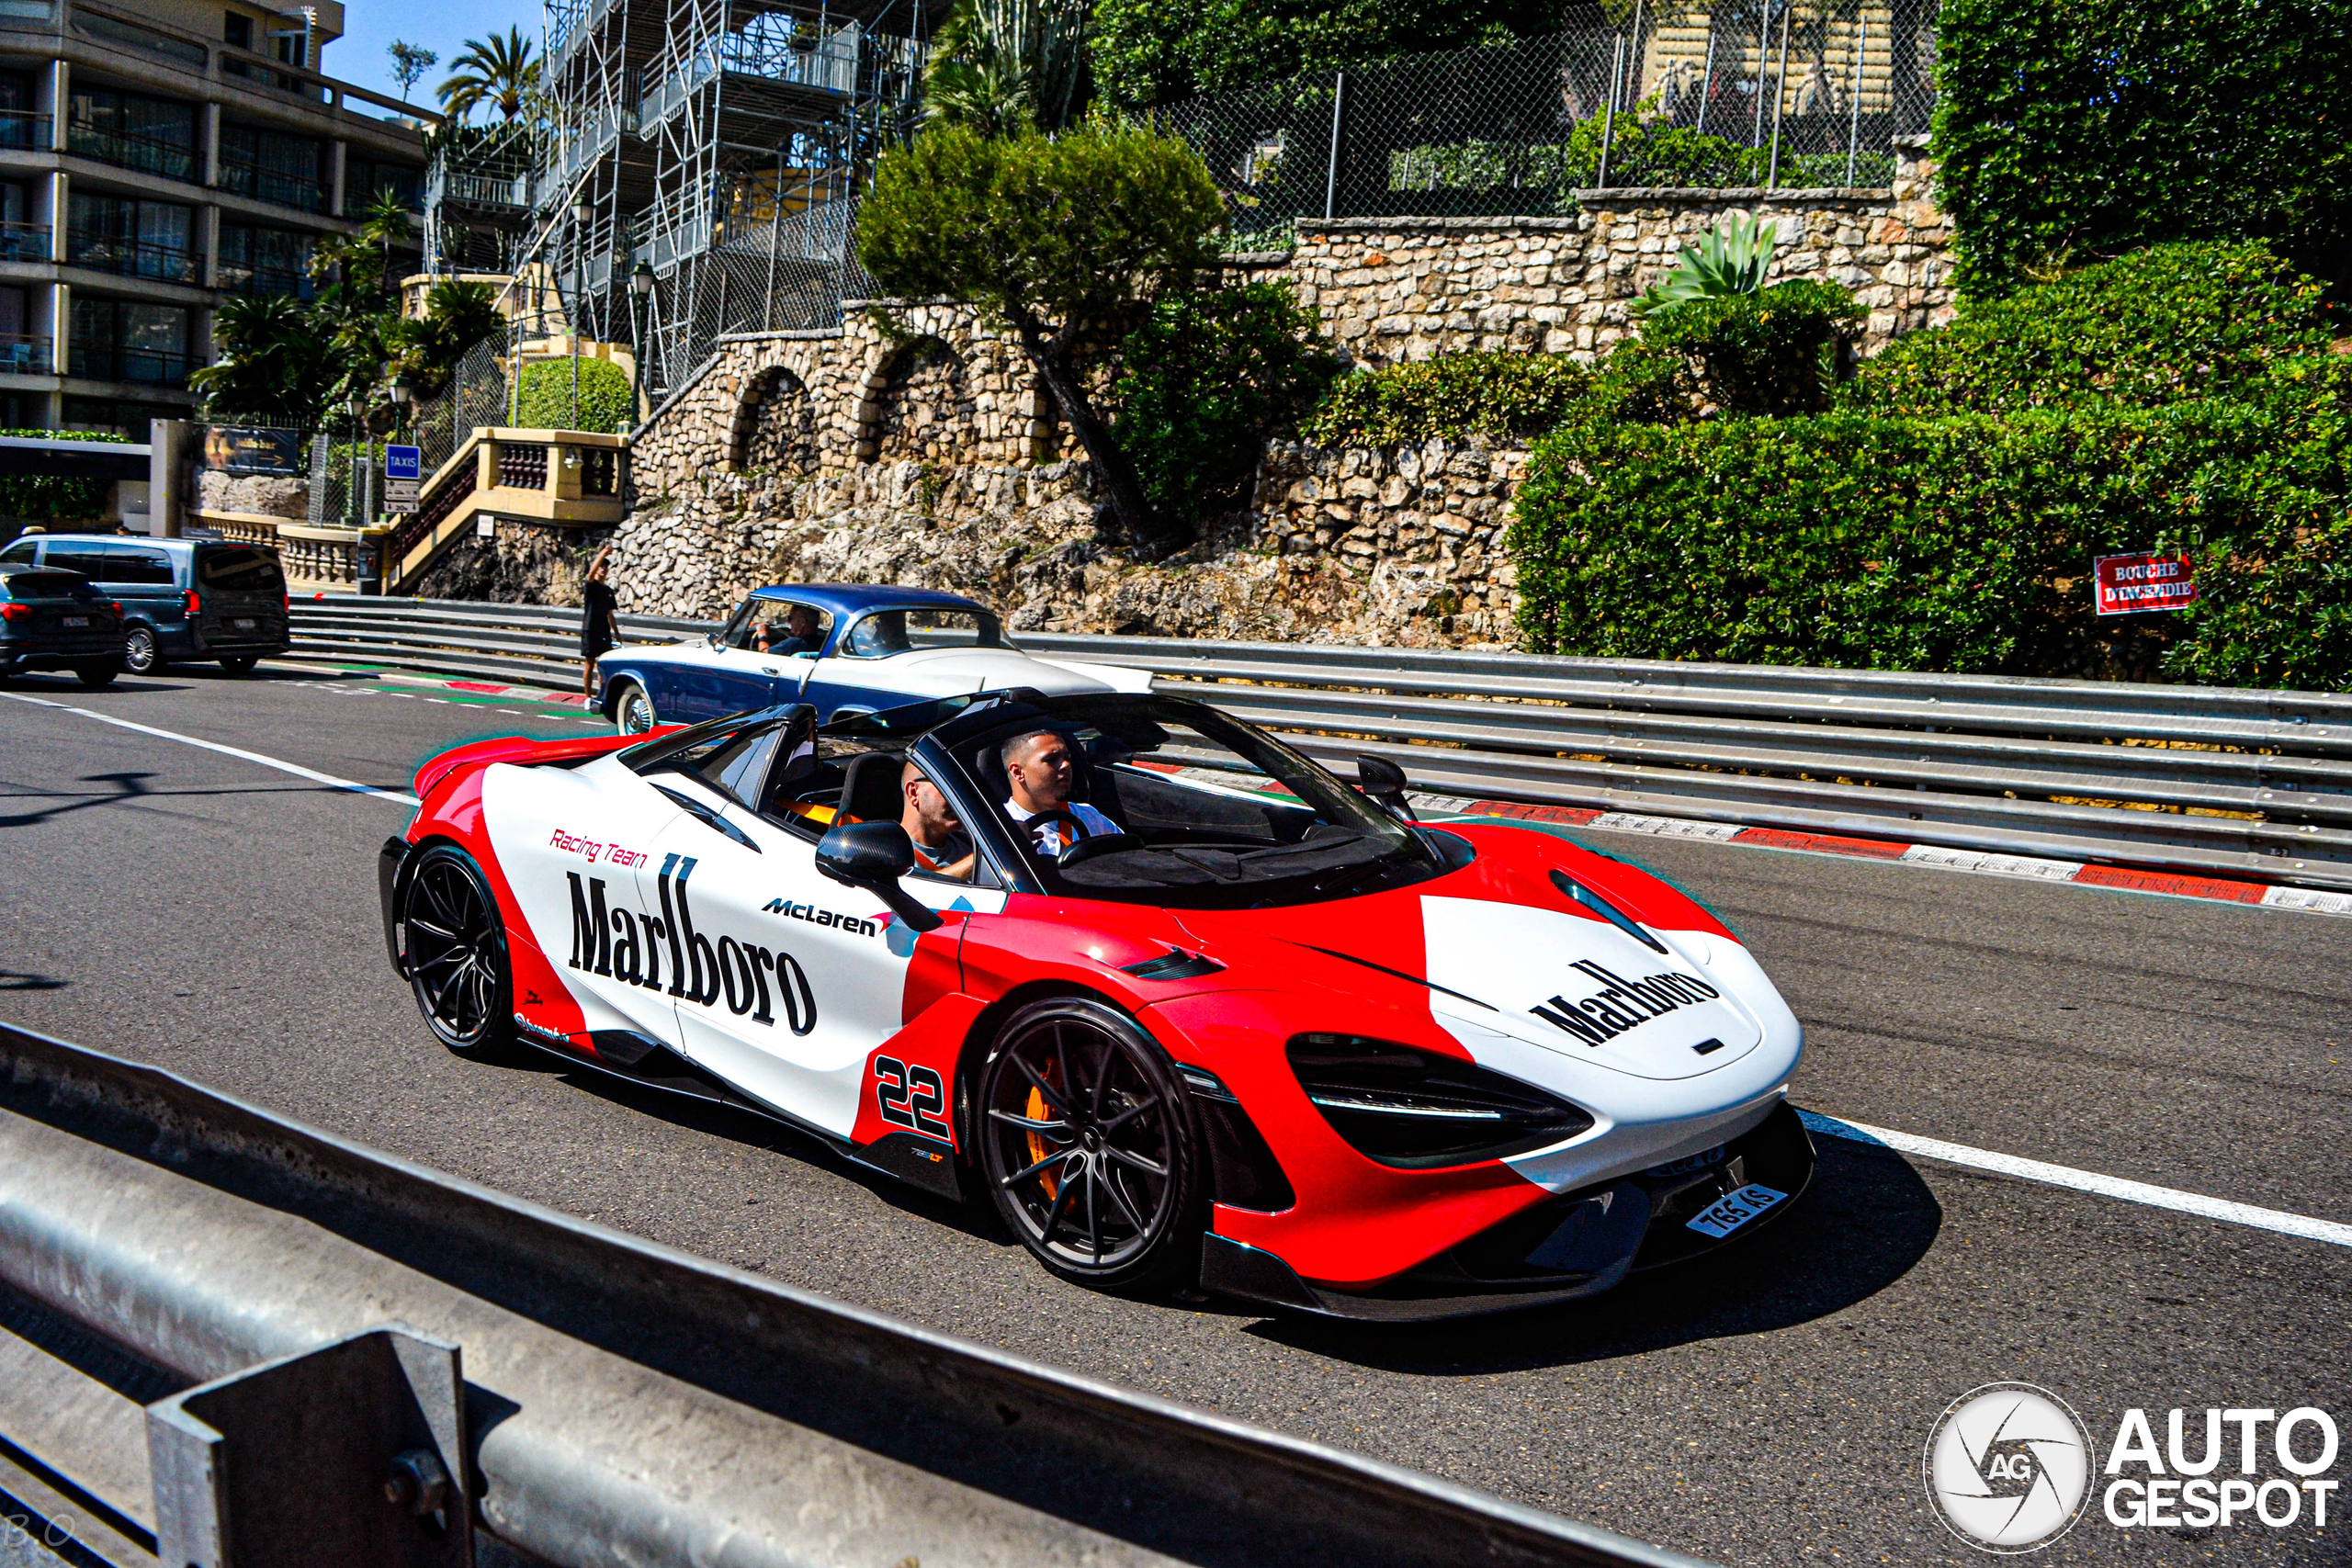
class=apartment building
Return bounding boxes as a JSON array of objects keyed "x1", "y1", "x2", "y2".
[{"x1": 0, "y1": 0, "x2": 426, "y2": 434}]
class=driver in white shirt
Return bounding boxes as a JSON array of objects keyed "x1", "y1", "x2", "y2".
[{"x1": 1001, "y1": 729, "x2": 1123, "y2": 856}]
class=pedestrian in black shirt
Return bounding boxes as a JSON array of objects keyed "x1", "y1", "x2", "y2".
[{"x1": 580, "y1": 546, "x2": 618, "y2": 701}]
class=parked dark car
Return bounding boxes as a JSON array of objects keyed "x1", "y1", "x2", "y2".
[
  {"x1": 0, "y1": 535, "x2": 289, "y2": 674},
  {"x1": 0, "y1": 567, "x2": 127, "y2": 684}
]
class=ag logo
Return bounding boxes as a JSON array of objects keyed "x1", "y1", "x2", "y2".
[{"x1": 1925, "y1": 1382, "x2": 2092, "y2": 1552}]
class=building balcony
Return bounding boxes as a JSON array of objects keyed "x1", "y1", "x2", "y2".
[
  {"x1": 0, "y1": 222, "x2": 51, "y2": 262},
  {"x1": 66, "y1": 229, "x2": 202, "y2": 284},
  {"x1": 0, "y1": 111, "x2": 51, "y2": 151},
  {"x1": 216, "y1": 153, "x2": 328, "y2": 213},
  {"x1": 65, "y1": 123, "x2": 198, "y2": 184},
  {"x1": 0, "y1": 333, "x2": 51, "y2": 374},
  {"x1": 70, "y1": 344, "x2": 188, "y2": 385},
  {"x1": 219, "y1": 259, "x2": 308, "y2": 297}
]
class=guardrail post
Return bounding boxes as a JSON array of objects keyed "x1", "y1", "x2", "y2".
[{"x1": 149, "y1": 1326, "x2": 473, "y2": 1568}]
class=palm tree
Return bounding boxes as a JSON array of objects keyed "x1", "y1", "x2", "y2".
[
  {"x1": 922, "y1": 0, "x2": 1091, "y2": 134},
  {"x1": 437, "y1": 28, "x2": 540, "y2": 122}
]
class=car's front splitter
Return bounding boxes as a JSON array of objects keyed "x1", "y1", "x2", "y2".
[{"x1": 1199, "y1": 1101, "x2": 1817, "y2": 1322}]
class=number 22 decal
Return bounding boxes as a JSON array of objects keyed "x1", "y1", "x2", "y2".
[{"x1": 874, "y1": 1055, "x2": 951, "y2": 1141}]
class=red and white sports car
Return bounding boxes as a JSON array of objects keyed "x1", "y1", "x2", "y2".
[{"x1": 379, "y1": 689, "x2": 1812, "y2": 1319}]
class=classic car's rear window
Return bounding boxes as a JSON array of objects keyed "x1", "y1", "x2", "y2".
[{"x1": 843, "y1": 607, "x2": 1009, "y2": 657}]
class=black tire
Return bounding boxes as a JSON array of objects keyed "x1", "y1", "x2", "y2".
[
  {"x1": 123, "y1": 625, "x2": 160, "y2": 674},
  {"x1": 219, "y1": 655, "x2": 257, "y2": 674},
  {"x1": 612, "y1": 679, "x2": 657, "y2": 735},
  {"x1": 401, "y1": 845, "x2": 514, "y2": 1060},
  {"x1": 74, "y1": 661, "x2": 119, "y2": 688},
  {"x1": 976, "y1": 996, "x2": 1205, "y2": 1292}
]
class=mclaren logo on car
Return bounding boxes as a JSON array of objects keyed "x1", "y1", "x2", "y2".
[
  {"x1": 1531, "y1": 959, "x2": 1721, "y2": 1045},
  {"x1": 760, "y1": 897, "x2": 879, "y2": 938},
  {"x1": 567, "y1": 854, "x2": 817, "y2": 1034}
]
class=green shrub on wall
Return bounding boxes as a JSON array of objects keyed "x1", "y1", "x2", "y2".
[
  {"x1": 1113, "y1": 281, "x2": 1339, "y2": 523},
  {"x1": 1932, "y1": 0, "x2": 2352, "y2": 298},
  {"x1": 1850, "y1": 243, "x2": 2336, "y2": 418},
  {"x1": 1302, "y1": 352, "x2": 1592, "y2": 447},
  {"x1": 514, "y1": 355, "x2": 635, "y2": 434},
  {"x1": 1643, "y1": 280, "x2": 1861, "y2": 417},
  {"x1": 0, "y1": 429, "x2": 129, "y2": 522}
]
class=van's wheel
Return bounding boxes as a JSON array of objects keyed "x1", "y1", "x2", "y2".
[
  {"x1": 976, "y1": 997, "x2": 1204, "y2": 1292},
  {"x1": 401, "y1": 845, "x2": 514, "y2": 1060},
  {"x1": 612, "y1": 679, "x2": 656, "y2": 735},
  {"x1": 219, "y1": 655, "x2": 257, "y2": 674},
  {"x1": 124, "y1": 626, "x2": 159, "y2": 674},
  {"x1": 74, "y1": 661, "x2": 119, "y2": 688}
]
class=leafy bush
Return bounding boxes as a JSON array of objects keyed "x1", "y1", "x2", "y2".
[
  {"x1": 1301, "y1": 352, "x2": 1592, "y2": 446},
  {"x1": 1510, "y1": 362, "x2": 2352, "y2": 687},
  {"x1": 1113, "y1": 280, "x2": 1339, "y2": 520},
  {"x1": 514, "y1": 355, "x2": 635, "y2": 434},
  {"x1": 0, "y1": 428, "x2": 128, "y2": 522},
  {"x1": 1091, "y1": 0, "x2": 1558, "y2": 107},
  {"x1": 1642, "y1": 280, "x2": 1860, "y2": 417},
  {"x1": 1933, "y1": 0, "x2": 2352, "y2": 297},
  {"x1": 1850, "y1": 242, "x2": 2335, "y2": 418},
  {"x1": 1386, "y1": 114, "x2": 1767, "y2": 212}
]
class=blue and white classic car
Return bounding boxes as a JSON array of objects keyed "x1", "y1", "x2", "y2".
[{"x1": 594, "y1": 584, "x2": 1154, "y2": 732}]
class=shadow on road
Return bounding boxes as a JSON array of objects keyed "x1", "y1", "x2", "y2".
[{"x1": 1239, "y1": 1136, "x2": 1941, "y2": 1371}]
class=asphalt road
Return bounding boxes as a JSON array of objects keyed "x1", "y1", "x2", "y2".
[{"x1": 4, "y1": 660, "x2": 2348, "y2": 1568}]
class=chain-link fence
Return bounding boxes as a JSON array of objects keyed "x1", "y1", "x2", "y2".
[
  {"x1": 1157, "y1": 1, "x2": 1938, "y2": 253},
  {"x1": 300, "y1": 330, "x2": 512, "y2": 527}
]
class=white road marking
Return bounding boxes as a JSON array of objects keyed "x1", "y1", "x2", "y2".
[
  {"x1": 1799, "y1": 1109, "x2": 2352, "y2": 1249},
  {"x1": 2, "y1": 693, "x2": 420, "y2": 807}
]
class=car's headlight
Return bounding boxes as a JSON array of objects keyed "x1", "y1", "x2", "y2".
[{"x1": 1285, "y1": 1033, "x2": 1593, "y2": 1169}]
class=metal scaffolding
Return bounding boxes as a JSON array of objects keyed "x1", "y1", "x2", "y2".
[{"x1": 424, "y1": 0, "x2": 925, "y2": 410}]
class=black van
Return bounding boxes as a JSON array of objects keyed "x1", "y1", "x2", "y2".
[{"x1": 0, "y1": 535, "x2": 290, "y2": 673}]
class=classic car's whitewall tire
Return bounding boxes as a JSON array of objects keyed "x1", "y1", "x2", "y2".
[{"x1": 612, "y1": 679, "x2": 657, "y2": 735}]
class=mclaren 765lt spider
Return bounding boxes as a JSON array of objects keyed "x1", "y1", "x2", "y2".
[{"x1": 381, "y1": 687, "x2": 1813, "y2": 1319}]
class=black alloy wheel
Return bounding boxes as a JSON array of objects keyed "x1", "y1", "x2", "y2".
[
  {"x1": 219, "y1": 655, "x2": 257, "y2": 674},
  {"x1": 977, "y1": 997, "x2": 1204, "y2": 1291},
  {"x1": 124, "y1": 625, "x2": 159, "y2": 674},
  {"x1": 401, "y1": 846, "x2": 514, "y2": 1058}
]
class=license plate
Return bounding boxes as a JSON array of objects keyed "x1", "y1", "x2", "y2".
[
  {"x1": 232, "y1": 617, "x2": 257, "y2": 631},
  {"x1": 62, "y1": 615, "x2": 89, "y2": 627},
  {"x1": 1686, "y1": 1183, "x2": 1788, "y2": 1239}
]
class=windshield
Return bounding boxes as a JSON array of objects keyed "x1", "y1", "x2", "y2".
[
  {"x1": 843, "y1": 607, "x2": 1009, "y2": 657},
  {"x1": 944, "y1": 694, "x2": 1448, "y2": 908}
]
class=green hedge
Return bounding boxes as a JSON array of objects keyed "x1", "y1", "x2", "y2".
[
  {"x1": 1932, "y1": 0, "x2": 2352, "y2": 297},
  {"x1": 0, "y1": 428, "x2": 129, "y2": 522},
  {"x1": 1301, "y1": 352, "x2": 1591, "y2": 447},
  {"x1": 514, "y1": 355, "x2": 635, "y2": 434},
  {"x1": 1643, "y1": 280, "x2": 1861, "y2": 418},
  {"x1": 1849, "y1": 243, "x2": 2335, "y2": 418},
  {"x1": 1510, "y1": 361, "x2": 2352, "y2": 687}
]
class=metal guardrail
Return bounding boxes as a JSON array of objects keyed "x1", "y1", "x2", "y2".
[
  {"x1": 0, "y1": 1021, "x2": 1705, "y2": 1568},
  {"x1": 284, "y1": 596, "x2": 2352, "y2": 890}
]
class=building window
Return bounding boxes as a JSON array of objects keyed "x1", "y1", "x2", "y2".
[
  {"x1": 67, "y1": 88, "x2": 198, "y2": 183},
  {"x1": 0, "y1": 179, "x2": 39, "y2": 263},
  {"x1": 63, "y1": 395, "x2": 187, "y2": 436},
  {"x1": 68, "y1": 194, "x2": 199, "y2": 283},
  {"x1": 344, "y1": 157, "x2": 424, "y2": 214},
  {"x1": 223, "y1": 11, "x2": 251, "y2": 48},
  {"x1": 0, "y1": 284, "x2": 43, "y2": 374},
  {"x1": 70, "y1": 297, "x2": 189, "y2": 385},
  {"x1": 218, "y1": 125, "x2": 327, "y2": 212},
  {"x1": 219, "y1": 223, "x2": 312, "y2": 297},
  {"x1": 0, "y1": 72, "x2": 39, "y2": 152}
]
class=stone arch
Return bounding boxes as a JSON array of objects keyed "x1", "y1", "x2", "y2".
[
  {"x1": 854, "y1": 336, "x2": 980, "y2": 467},
  {"x1": 728, "y1": 363, "x2": 818, "y2": 476}
]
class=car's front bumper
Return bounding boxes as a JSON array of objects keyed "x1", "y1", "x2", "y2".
[{"x1": 1199, "y1": 1101, "x2": 1817, "y2": 1321}]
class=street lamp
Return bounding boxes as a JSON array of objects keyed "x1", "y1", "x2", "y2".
[
  {"x1": 570, "y1": 198, "x2": 592, "y2": 429},
  {"x1": 628, "y1": 260, "x2": 654, "y2": 430},
  {"x1": 388, "y1": 371, "x2": 413, "y2": 444}
]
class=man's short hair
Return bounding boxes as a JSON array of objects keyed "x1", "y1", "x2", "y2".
[{"x1": 1001, "y1": 728, "x2": 1067, "y2": 770}]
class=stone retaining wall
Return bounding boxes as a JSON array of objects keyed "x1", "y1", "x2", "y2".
[{"x1": 587, "y1": 155, "x2": 1952, "y2": 644}]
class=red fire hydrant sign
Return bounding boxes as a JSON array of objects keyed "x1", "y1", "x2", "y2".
[{"x1": 2093, "y1": 552, "x2": 2199, "y2": 615}]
